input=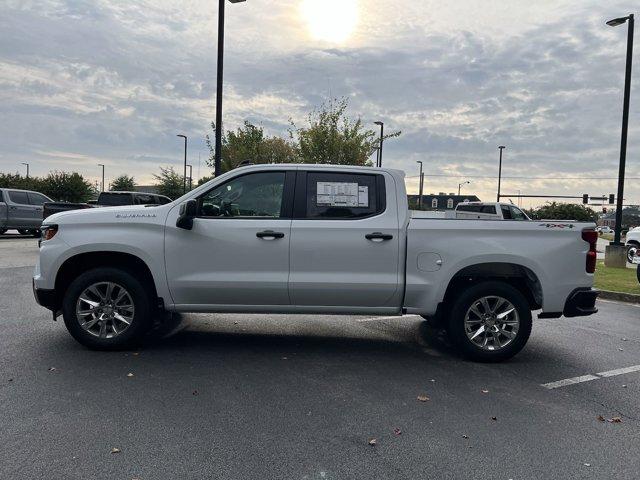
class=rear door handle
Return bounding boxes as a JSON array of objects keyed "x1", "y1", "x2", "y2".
[
  {"x1": 365, "y1": 232, "x2": 393, "y2": 241},
  {"x1": 256, "y1": 230, "x2": 285, "y2": 239}
]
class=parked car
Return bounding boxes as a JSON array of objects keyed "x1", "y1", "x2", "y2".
[
  {"x1": 412, "y1": 202, "x2": 530, "y2": 220},
  {"x1": 0, "y1": 188, "x2": 52, "y2": 236},
  {"x1": 34, "y1": 164, "x2": 598, "y2": 362},
  {"x1": 626, "y1": 226, "x2": 640, "y2": 263},
  {"x1": 42, "y1": 191, "x2": 172, "y2": 219}
]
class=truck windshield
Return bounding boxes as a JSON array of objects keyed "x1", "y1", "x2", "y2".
[{"x1": 99, "y1": 193, "x2": 133, "y2": 206}]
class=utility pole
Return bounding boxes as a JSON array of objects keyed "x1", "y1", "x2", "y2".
[
  {"x1": 177, "y1": 134, "x2": 188, "y2": 194},
  {"x1": 187, "y1": 164, "x2": 193, "y2": 190},
  {"x1": 21, "y1": 163, "x2": 29, "y2": 178},
  {"x1": 374, "y1": 121, "x2": 384, "y2": 167},
  {"x1": 416, "y1": 161, "x2": 424, "y2": 209},
  {"x1": 497, "y1": 145, "x2": 506, "y2": 201},
  {"x1": 98, "y1": 164, "x2": 105, "y2": 192}
]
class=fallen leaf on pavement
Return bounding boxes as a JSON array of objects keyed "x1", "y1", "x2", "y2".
[
  {"x1": 132, "y1": 352, "x2": 140, "y2": 356},
  {"x1": 192, "y1": 390, "x2": 199, "y2": 396},
  {"x1": 584, "y1": 463, "x2": 591, "y2": 467},
  {"x1": 491, "y1": 416, "x2": 497, "y2": 421},
  {"x1": 596, "y1": 415, "x2": 605, "y2": 422},
  {"x1": 110, "y1": 447, "x2": 121, "y2": 454},
  {"x1": 622, "y1": 385, "x2": 627, "y2": 388},
  {"x1": 481, "y1": 389, "x2": 489, "y2": 394},
  {"x1": 618, "y1": 348, "x2": 624, "y2": 352},
  {"x1": 393, "y1": 428, "x2": 402, "y2": 436},
  {"x1": 127, "y1": 373, "x2": 134, "y2": 377},
  {"x1": 609, "y1": 417, "x2": 622, "y2": 423},
  {"x1": 462, "y1": 434, "x2": 469, "y2": 439},
  {"x1": 368, "y1": 438, "x2": 377, "y2": 446},
  {"x1": 48, "y1": 367, "x2": 56, "y2": 372},
  {"x1": 417, "y1": 395, "x2": 430, "y2": 402}
]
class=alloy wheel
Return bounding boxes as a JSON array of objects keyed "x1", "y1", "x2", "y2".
[
  {"x1": 75, "y1": 282, "x2": 135, "y2": 339},
  {"x1": 464, "y1": 295, "x2": 520, "y2": 351}
]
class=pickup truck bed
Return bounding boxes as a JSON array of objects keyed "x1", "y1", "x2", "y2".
[{"x1": 33, "y1": 164, "x2": 598, "y2": 362}]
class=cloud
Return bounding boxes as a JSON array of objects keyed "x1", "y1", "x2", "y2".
[{"x1": 0, "y1": 0, "x2": 638, "y2": 203}]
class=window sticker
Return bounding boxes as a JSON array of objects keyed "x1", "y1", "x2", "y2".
[{"x1": 316, "y1": 182, "x2": 368, "y2": 207}]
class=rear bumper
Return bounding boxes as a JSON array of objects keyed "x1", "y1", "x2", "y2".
[{"x1": 563, "y1": 288, "x2": 599, "y2": 317}]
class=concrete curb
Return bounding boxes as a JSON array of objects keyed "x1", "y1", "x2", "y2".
[{"x1": 599, "y1": 290, "x2": 640, "y2": 304}]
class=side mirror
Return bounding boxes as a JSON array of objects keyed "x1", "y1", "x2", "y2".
[{"x1": 176, "y1": 199, "x2": 197, "y2": 230}]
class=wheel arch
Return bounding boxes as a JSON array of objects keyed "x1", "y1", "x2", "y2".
[{"x1": 441, "y1": 262, "x2": 543, "y2": 311}]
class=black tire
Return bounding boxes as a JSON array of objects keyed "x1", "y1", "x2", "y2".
[
  {"x1": 62, "y1": 267, "x2": 153, "y2": 350},
  {"x1": 627, "y1": 244, "x2": 639, "y2": 264},
  {"x1": 446, "y1": 281, "x2": 532, "y2": 362},
  {"x1": 0, "y1": 228, "x2": 6, "y2": 235},
  {"x1": 32, "y1": 229, "x2": 41, "y2": 238},
  {"x1": 17, "y1": 229, "x2": 30, "y2": 235}
]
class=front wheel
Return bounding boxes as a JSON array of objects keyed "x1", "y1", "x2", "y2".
[
  {"x1": 446, "y1": 281, "x2": 532, "y2": 362},
  {"x1": 62, "y1": 268, "x2": 153, "y2": 350}
]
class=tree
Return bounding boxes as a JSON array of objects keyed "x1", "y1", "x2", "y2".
[
  {"x1": 526, "y1": 202, "x2": 598, "y2": 222},
  {"x1": 289, "y1": 97, "x2": 400, "y2": 166},
  {"x1": 206, "y1": 121, "x2": 296, "y2": 174},
  {"x1": 0, "y1": 172, "x2": 43, "y2": 192},
  {"x1": 197, "y1": 175, "x2": 214, "y2": 186},
  {"x1": 153, "y1": 166, "x2": 184, "y2": 199},
  {"x1": 110, "y1": 174, "x2": 135, "y2": 191},
  {"x1": 0, "y1": 171, "x2": 95, "y2": 202}
]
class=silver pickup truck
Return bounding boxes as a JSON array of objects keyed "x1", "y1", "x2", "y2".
[{"x1": 0, "y1": 188, "x2": 52, "y2": 236}]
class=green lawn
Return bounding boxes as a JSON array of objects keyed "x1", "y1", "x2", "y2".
[
  {"x1": 599, "y1": 233, "x2": 614, "y2": 241},
  {"x1": 594, "y1": 261, "x2": 640, "y2": 295}
]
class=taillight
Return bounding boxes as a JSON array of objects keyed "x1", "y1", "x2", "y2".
[
  {"x1": 41, "y1": 225, "x2": 58, "y2": 241},
  {"x1": 582, "y1": 229, "x2": 598, "y2": 273}
]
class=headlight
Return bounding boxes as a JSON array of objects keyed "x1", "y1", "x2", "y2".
[{"x1": 41, "y1": 224, "x2": 58, "y2": 242}]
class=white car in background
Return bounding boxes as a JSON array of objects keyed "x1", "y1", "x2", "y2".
[
  {"x1": 626, "y1": 226, "x2": 640, "y2": 263},
  {"x1": 596, "y1": 226, "x2": 613, "y2": 234}
]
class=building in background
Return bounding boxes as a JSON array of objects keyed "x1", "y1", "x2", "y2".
[{"x1": 408, "y1": 193, "x2": 481, "y2": 211}]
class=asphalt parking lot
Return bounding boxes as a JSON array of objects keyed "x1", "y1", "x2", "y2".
[{"x1": 1, "y1": 235, "x2": 639, "y2": 479}]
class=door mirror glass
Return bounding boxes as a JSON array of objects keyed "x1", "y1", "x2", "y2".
[{"x1": 176, "y1": 199, "x2": 197, "y2": 230}]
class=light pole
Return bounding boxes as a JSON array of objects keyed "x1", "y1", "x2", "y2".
[
  {"x1": 458, "y1": 180, "x2": 470, "y2": 196},
  {"x1": 98, "y1": 164, "x2": 105, "y2": 192},
  {"x1": 416, "y1": 161, "x2": 424, "y2": 209},
  {"x1": 215, "y1": 0, "x2": 246, "y2": 177},
  {"x1": 187, "y1": 164, "x2": 193, "y2": 190},
  {"x1": 497, "y1": 145, "x2": 506, "y2": 202},
  {"x1": 374, "y1": 121, "x2": 384, "y2": 167},
  {"x1": 21, "y1": 163, "x2": 29, "y2": 178},
  {"x1": 177, "y1": 134, "x2": 188, "y2": 194},
  {"x1": 607, "y1": 13, "x2": 634, "y2": 246}
]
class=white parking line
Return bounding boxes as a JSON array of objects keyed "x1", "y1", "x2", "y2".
[
  {"x1": 356, "y1": 315, "x2": 419, "y2": 323},
  {"x1": 542, "y1": 364, "x2": 640, "y2": 389}
]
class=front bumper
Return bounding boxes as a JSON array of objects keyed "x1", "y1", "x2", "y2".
[
  {"x1": 32, "y1": 278, "x2": 58, "y2": 312},
  {"x1": 563, "y1": 288, "x2": 599, "y2": 317}
]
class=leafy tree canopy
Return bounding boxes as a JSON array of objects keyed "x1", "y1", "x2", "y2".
[
  {"x1": 110, "y1": 174, "x2": 136, "y2": 191},
  {"x1": 0, "y1": 171, "x2": 96, "y2": 202},
  {"x1": 153, "y1": 166, "x2": 184, "y2": 200},
  {"x1": 525, "y1": 202, "x2": 598, "y2": 222}
]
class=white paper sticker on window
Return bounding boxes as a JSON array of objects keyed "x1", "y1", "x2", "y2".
[{"x1": 316, "y1": 181, "x2": 368, "y2": 207}]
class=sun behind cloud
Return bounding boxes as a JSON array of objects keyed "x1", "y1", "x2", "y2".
[{"x1": 300, "y1": 0, "x2": 358, "y2": 43}]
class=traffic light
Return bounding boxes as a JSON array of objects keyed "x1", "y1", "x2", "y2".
[
  {"x1": 582, "y1": 194, "x2": 589, "y2": 204},
  {"x1": 609, "y1": 194, "x2": 615, "y2": 204}
]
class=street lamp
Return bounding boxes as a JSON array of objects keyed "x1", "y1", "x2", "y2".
[
  {"x1": 187, "y1": 164, "x2": 193, "y2": 190},
  {"x1": 607, "y1": 13, "x2": 634, "y2": 246},
  {"x1": 98, "y1": 164, "x2": 105, "y2": 192},
  {"x1": 177, "y1": 134, "x2": 188, "y2": 194},
  {"x1": 416, "y1": 161, "x2": 424, "y2": 209},
  {"x1": 496, "y1": 145, "x2": 506, "y2": 202},
  {"x1": 458, "y1": 180, "x2": 470, "y2": 196},
  {"x1": 21, "y1": 163, "x2": 29, "y2": 178},
  {"x1": 214, "y1": 0, "x2": 246, "y2": 177},
  {"x1": 374, "y1": 121, "x2": 384, "y2": 167}
]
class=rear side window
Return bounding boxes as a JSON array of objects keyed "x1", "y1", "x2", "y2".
[
  {"x1": 8, "y1": 191, "x2": 29, "y2": 204},
  {"x1": 303, "y1": 172, "x2": 385, "y2": 219},
  {"x1": 156, "y1": 196, "x2": 171, "y2": 205},
  {"x1": 99, "y1": 193, "x2": 133, "y2": 206},
  {"x1": 27, "y1": 192, "x2": 50, "y2": 205},
  {"x1": 135, "y1": 194, "x2": 155, "y2": 205},
  {"x1": 457, "y1": 204, "x2": 480, "y2": 213},
  {"x1": 501, "y1": 206, "x2": 513, "y2": 219},
  {"x1": 481, "y1": 205, "x2": 496, "y2": 214},
  {"x1": 510, "y1": 206, "x2": 528, "y2": 220}
]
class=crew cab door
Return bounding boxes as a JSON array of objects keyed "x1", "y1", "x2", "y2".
[
  {"x1": 289, "y1": 171, "x2": 401, "y2": 308},
  {"x1": 6, "y1": 190, "x2": 36, "y2": 228},
  {"x1": 165, "y1": 170, "x2": 294, "y2": 308}
]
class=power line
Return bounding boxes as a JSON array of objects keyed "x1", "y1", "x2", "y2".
[{"x1": 405, "y1": 174, "x2": 640, "y2": 180}]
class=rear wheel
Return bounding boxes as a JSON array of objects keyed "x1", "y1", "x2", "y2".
[
  {"x1": 17, "y1": 229, "x2": 30, "y2": 235},
  {"x1": 627, "y1": 244, "x2": 639, "y2": 263},
  {"x1": 446, "y1": 281, "x2": 532, "y2": 362},
  {"x1": 62, "y1": 268, "x2": 153, "y2": 350}
]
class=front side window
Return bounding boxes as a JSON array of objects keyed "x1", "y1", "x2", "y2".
[
  {"x1": 8, "y1": 191, "x2": 28, "y2": 204},
  {"x1": 136, "y1": 194, "x2": 155, "y2": 205},
  {"x1": 199, "y1": 171, "x2": 285, "y2": 218},
  {"x1": 28, "y1": 192, "x2": 50, "y2": 205},
  {"x1": 447, "y1": 198, "x2": 454, "y2": 209},
  {"x1": 501, "y1": 206, "x2": 513, "y2": 219},
  {"x1": 510, "y1": 206, "x2": 528, "y2": 220},
  {"x1": 305, "y1": 172, "x2": 382, "y2": 219},
  {"x1": 431, "y1": 198, "x2": 438, "y2": 209}
]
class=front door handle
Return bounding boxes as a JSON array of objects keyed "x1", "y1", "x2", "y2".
[
  {"x1": 256, "y1": 230, "x2": 285, "y2": 239},
  {"x1": 365, "y1": 232, "x2": 393, "y2": 241}
]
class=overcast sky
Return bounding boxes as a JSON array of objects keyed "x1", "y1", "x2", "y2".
[{"x1": 1, "y1": 0, "x2": 639, "y2": 207}]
